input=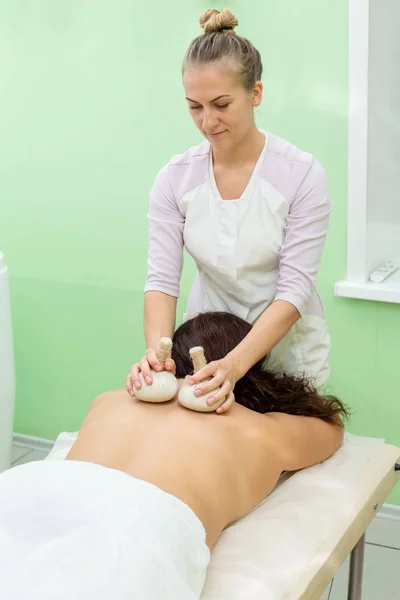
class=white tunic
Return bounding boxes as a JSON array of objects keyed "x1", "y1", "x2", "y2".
[{"x1": 145, "y1": 132, "x2": 331, "y2": 390}]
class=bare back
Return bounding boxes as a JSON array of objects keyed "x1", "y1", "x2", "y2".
[{"x1": 66, "y1": 389, "x2": 285, "y2": 548}]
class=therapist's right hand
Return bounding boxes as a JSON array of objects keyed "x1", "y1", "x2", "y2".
[{"x1": 125, "y1": 349, "x2": 176, "y2": 397}]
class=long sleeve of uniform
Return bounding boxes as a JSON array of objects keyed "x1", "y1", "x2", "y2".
[
  {"x1": 145, "y1": 133, "x2": 331, "y2": 388},
  {"x1": 274, "y1": 159, "x2": 332, "y2": 316},
  {"x1": 144, "y1": 165, "x2": 185, "y2": 298}
]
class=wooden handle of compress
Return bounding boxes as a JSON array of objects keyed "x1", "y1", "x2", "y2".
[
  {"x1": 189, "y1": 346, "x2": 207, "y2": 373},
  {"x1": 156, "y1": 337, "x2": 173, "y2": 368}
]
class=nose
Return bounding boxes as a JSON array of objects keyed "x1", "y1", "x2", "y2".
[{"x1": 202, "y1": 108, "x2": 219, "y2": 133}]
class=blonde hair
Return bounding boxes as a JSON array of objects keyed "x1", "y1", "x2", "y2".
[{"x1": 183, "y1": 8, "x2": 263, "y2": 92}]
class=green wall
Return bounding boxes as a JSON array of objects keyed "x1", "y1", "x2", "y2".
[{"x1": 1, "y1": 1, "x2": 399, "y2": 504}]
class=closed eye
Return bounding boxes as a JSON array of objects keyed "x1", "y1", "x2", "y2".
[{"x1": 189, "y1": 103, "x2": 230, "y2": 110}]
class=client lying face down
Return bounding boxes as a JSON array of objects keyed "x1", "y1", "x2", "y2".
[{"x1": 0, "y1": 311, "x2": 349, "y2": 600}]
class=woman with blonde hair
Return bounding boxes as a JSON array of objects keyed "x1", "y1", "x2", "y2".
[{"x1": 127, "y1": 8, "x2": 332, "y2": 415}]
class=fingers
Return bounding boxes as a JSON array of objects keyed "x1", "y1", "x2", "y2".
[
  {"x1": 145, "y1": 348, "x2": 162, "y2": 372},
  {"x1": 206, "y1": 380, "x2": 231, "y2": 407},
  {"x1": 164, "y1": 358, "x2": 176, "y2": 376},
  {"x1": 127, "y1": 352, "x2": 155, "y2": 396},
  {"x1": 125, "y1": 374, "x2": 135, "y2": 397},
  {"x1": 189, "y1": 372, "x2": 235, "y2": 413},
  {"x1": 192, "y1": 373, "x2": 223, "y2": 397},
  {"x1": 188, "y1": 363, "x2": 215, "y2": 385},
  {"x1": 126, "y1": 347, "x2": 169, "y2": 397},
  {"x1": 138, "y1": 358, "x2": 153, "y2": 386},
  {"x1": 215, "y1": 391, "x2": 235, "y2": 414},
  {"x1": 188, "y1": 362, "x2": 223, "y2": 396}
]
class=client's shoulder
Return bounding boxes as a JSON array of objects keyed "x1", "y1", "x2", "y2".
[
  {"x1": 88, "y1": 388, "x2": 131, "y2": 414},
  {"x1": 263, "y1": 412, "x2": 344, "y2": 472}
]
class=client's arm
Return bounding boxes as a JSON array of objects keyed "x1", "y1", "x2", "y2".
[{"x1": 267, "y1": 412, "x2": 344, "y2": 471}]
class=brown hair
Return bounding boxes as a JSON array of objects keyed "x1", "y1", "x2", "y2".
[
  {"x1": 172, "y1": 312, "x2": 350, "y2": 426},
  {"x1": 183, "y1": 8, "x2": 263, "y2": 92}
]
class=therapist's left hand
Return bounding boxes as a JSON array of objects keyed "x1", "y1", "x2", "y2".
[{"x1": 185, "y1": 356, "x2": 238, "y2": 413}]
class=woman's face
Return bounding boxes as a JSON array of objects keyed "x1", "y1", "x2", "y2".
[{"x1": 183, "y1": 62, "x2": 262, "y2": 151}]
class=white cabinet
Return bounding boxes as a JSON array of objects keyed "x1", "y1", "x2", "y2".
[{"x1": 335, "y1": 0, "x2": 400, "y2": 303}]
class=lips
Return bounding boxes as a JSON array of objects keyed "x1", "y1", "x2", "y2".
[{"x1": 208, "y1": 131, "x2": 226, "y2": 138}]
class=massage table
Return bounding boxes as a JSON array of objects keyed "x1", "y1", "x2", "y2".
[{"x1": 46, "y1": 432, "x2": 400, "y2": 600}]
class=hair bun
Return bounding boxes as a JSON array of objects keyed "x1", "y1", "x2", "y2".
[{"x1": 199, "y1": 8, "x2": 239, "y2": 34}]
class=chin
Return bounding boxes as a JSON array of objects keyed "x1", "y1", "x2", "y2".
[{"x1": 208, "y1": 134, "x2": 232, "y2": 148}]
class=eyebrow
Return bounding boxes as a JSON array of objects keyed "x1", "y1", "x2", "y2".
[{"x1": 185, "y1": 95, "x2": 231, "y2": 103}]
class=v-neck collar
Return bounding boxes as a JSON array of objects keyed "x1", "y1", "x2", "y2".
[{"x1": 208, "y1": 132, "x2": 268, "y2": 203}]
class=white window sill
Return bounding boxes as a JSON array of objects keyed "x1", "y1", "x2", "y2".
[{"x1": 335, "y1": 270, "x2": 400, "y2": 304}]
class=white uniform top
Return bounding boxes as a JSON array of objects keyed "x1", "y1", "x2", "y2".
[{"x1": 145, "y1": 131, "x2": 331, "y2": 390}]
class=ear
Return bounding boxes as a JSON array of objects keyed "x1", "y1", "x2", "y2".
[{"x1": 252, "y1": 81, "x2": 263, "y2": 107}]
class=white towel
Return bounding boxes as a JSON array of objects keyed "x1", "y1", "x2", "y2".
[{"x1": 0, "y1": 460, "x2": 210, "y2": 600}]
